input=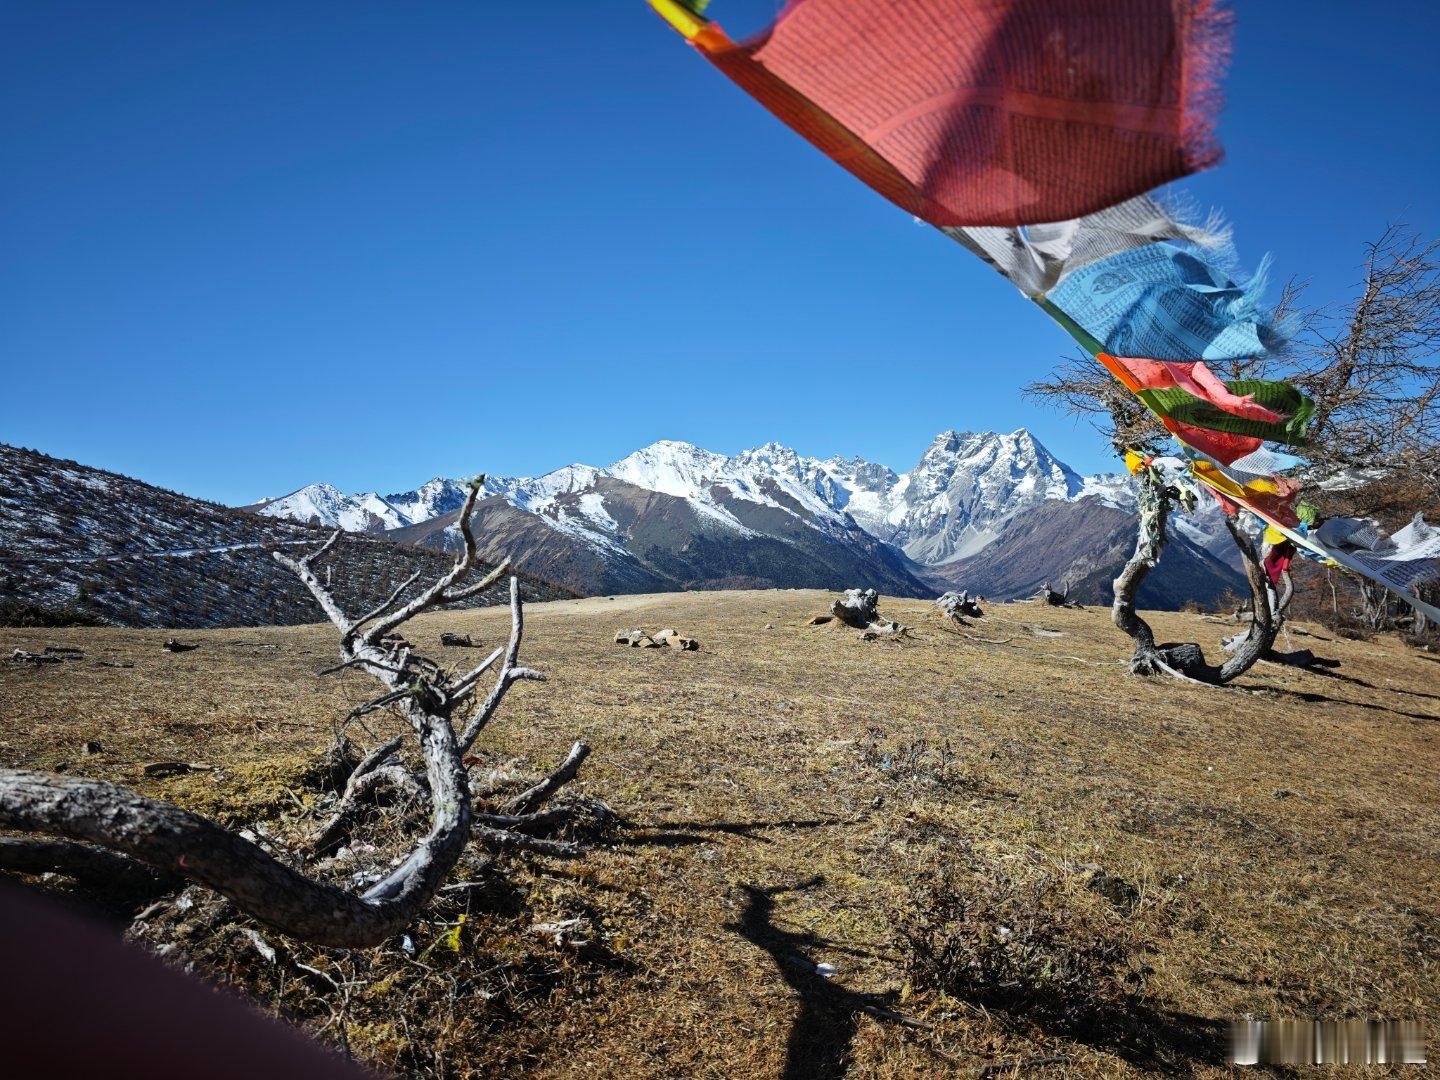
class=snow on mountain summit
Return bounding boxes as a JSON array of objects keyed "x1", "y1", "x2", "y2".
[
  {"x1": 607, "y1": 441, "x2": 731, "y2": 501},
  {"x1": 383, "y1": 477, "x2": 472, "y2": 524},
  {"x1": 257, "y1": 483, "x2": 409, "y2": 532},
  {"x1": 248, "y1": 429, "x2": 1166, "y2": 566},
  {"x1": 837, "y1": 429, "x2": 1089, "y2": 565}
]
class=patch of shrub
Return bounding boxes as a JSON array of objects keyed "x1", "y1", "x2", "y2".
[
  {"x1": 0, "y1": 600, "x2": 104, "y2": 628},
  {"x1": 891, "y1": 855, "x2": 1149, "y2": 1039}
]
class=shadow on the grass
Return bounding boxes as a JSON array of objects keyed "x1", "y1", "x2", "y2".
[
  {"x1": 612, "y1": 817, "x2": 851, "y2": 848},
  {"x1": 734, "y1": 875, "x2": 1229, "y2": 1078},
  {"x1": 1252, "y1": 683, "x2": 1440, "y2": 722},
  {"x1": 1299, "y1": 663, "x2": 1440, "y2": 703},
  {"x1": 728, "y1": 877, "x2": 904, "y2": 1080}
]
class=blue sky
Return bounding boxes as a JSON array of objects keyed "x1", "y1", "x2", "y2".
[{"x1": 3, "y1": 2, "x2": 1437, "y2": 504}]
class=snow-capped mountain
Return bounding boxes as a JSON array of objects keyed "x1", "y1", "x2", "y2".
[
  {"x1": 820, "y1": 429, "x2": 1095, "y2": 564},
  {"x1": 382, "y1": 477, "x2": 474, "y2": 525},
  {"x1": 246, "y1": 430, "x2": 1241, "y2": 602},
  {"x1": 252, "y1": 483, "x2": 410, "y2": 533}
]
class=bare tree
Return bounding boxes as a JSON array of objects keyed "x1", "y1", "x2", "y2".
[
  {"x1": 0, "y1": 479, "x2": 593, "y2": 948},
  {"x1": 1290, "y1": 227, "x2": 1440, "y2": 632},
  {"x1": 1028, "y1": 224, "x2": 1440, "y2": 670},
  {"x1": 1298, "y1": 226, "x2": 1440, "y2": 490},
  {"x1": 1026, "y1": 359, "x2": 1282, "y2": 683}
]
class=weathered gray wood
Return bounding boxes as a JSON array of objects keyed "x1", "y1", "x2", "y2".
[
  {"x1": 0, "y1": 476, "x2": 583, "y2": 947},
  {"x1": 935, "y1": 591, "x2": 983, "y2": 621},
  {"x1": 0, "y1": 768, "x2": 464, "y2": 947},
  {"x1": 0, "y1": 836, "x2": 177, "y2": 892},
  {"x1": 831, "y1": 588, "x2": 880, "y2": 629},
  {"x1": 1111, "y1": 466, "x2": 1209, "y2": 678},
  {"x1": 504, "y1": 742, "x2": 591, "y2": 816},
  {"x1": 1215, "y1": 516, "x2": 1278, "y2": 684}
]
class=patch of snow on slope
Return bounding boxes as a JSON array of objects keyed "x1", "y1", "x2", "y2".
[
  {"x1": 1073, "y1": 473, "x2": 1135, "y2": 510},
  {"x1": 501, "y1": 465, "x2": 606, "y2": 512},
  {"x1": 258, "y1": 483, "x2": 409, "y2": 532}
]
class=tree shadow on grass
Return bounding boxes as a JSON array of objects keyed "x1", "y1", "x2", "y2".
[
  {"x1": 1300, "y1": 663, "x2": 1440, "y2": 703},
  {"x1": 611, "y1": 817, "x2": 852, "y2": 849},
  {"x1": 724, "y1": 874, "x2": 1227, "y2": 1076},
  {"x1": 1251, "y1": 683, "x2": 1439, "y2": 723},
  {"x1": 727, "y1": 877, "x2": 909, "y2": 1080}
]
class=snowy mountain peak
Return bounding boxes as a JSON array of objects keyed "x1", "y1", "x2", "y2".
[
  {"x1": 608, "y1": 441, "x2": 730, "y2": 500},
  {"x1": 502, "y1": 464, "x2": 606, "y2": 511},
  {"x1": 383, "y1": 477, "x2": 471, "y2": 525},
  {"x1": 249, "y1": 428, "x2": 1165, "y2": 570},
  {"x1": 257, "y1": 482, "x2": 410, "y2": 532},
  {"x1": 852, "y1": 429, "x2": 1089, "y2": 564}
]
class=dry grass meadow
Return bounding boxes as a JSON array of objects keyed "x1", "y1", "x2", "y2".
[{"x1": 3, "y1": 589, "x2": 1439, "y2": 1077}]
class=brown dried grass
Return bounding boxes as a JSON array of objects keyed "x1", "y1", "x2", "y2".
[{"x1": 3, "y1": 590, "x2": 1439, "y2": 1077}]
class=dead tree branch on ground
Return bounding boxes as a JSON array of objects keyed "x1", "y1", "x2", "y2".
[{"x1": 0, "y1": 479, "x2": 595, "y2": 947}]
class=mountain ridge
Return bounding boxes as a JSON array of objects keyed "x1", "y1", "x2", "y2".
[
  {"x1": 1, "y1": 445, "x2": 574, "y2": 629},
  {"x1": 249, "y1": 430, "x2": 1239, "y2": 605}
]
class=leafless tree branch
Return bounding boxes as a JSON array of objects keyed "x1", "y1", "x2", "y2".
[{"x1": 0, "y1": 475, "x2": 595, "y2": 946}]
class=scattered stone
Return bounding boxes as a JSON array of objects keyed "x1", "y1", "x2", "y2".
[
  {"x1": 97, "y1": 660, "x2": 135, "y2": 669},
  {"x1": 439, "y1": 632, "x2": 475, "y2": 647},
  {"x1": 615, "y1": 627, "x2": 697, "y2": 650},
  {"x1": 44, "y1": 645, "x2": 85, "y2": 658},
  {"x1": 9, "y1": 649, "x2": 62, "y2": 666},
  {"x1": 764, "y1": 623, "x2": 774, "y2": 630},
  {"x1": 807, "y1": 615, "x2": 834, "y2": 626},
  {"x1": 1029, "y1": 626, "x2": 1066, "y2": 638}
]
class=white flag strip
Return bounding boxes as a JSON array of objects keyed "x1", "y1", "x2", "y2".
[
  {"x1": 1326, "y1": 513, "x2": 1440, "y2": 596},
  {"x1": 940, "y1": 195, "x2": 1229, "y2": 297}
]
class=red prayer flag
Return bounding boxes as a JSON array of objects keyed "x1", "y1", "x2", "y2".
[{"x1": 664, "y1": 0, "x2": 1231, "y2": 226}]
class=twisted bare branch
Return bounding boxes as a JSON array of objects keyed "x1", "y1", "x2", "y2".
[{"x1": 0, "y1": 473, "x2": 598, "y2": 947}]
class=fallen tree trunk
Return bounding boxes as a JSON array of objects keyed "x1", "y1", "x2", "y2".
[
  {"x1": 0, "y1": 768, "x2": 464, "y2": 948},
  {"x1": 0, "y1": 479, "x2": 595, "y2": 948}
]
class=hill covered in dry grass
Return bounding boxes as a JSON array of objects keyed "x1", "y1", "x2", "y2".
[{"x1": 3, "y1": 590, "x2": 1438, "y2": 1076}]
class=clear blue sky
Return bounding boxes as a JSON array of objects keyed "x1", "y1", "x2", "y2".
[{"x1": 3, "y1": 2, "x2": 1437, "y2": 504}]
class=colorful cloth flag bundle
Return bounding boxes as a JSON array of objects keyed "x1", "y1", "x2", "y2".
[{"x1": 649, "y1": 0, "x2": 1440, "y2": 622}]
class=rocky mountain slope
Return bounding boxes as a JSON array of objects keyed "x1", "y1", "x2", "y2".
[
  {"x1": 390, "y1": 474, "x2": 928, "y2": 597},
  {"x1": 0, "y1": 445, "x2": 573, "y2": 628},
  {"x1": 929, "y1": 498, "x2": 1243, "y2": 608},
  {"x1": 253, "y1": 431, "x2": 1241, "y2": 605}
]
